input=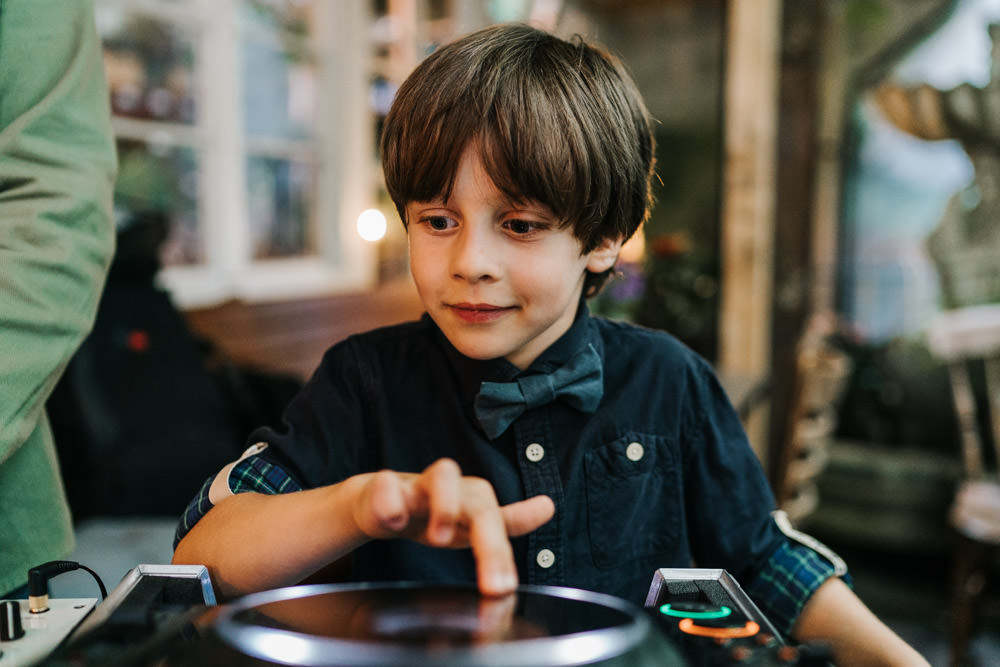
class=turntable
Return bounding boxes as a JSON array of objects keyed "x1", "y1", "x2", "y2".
[
  {"x1": 28, "y1": 567, "x2": 831, "y2": 666},
  {"x1": 204, "y1": 583, "x2": 682, "y2": 666},
  {"x1": 38, "y1": 578, "x2": 682, "y2": 666}
]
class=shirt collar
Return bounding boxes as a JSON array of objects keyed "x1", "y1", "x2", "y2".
[{"x1": 430, "y1": 299, "x2": 603, "y2": 406}]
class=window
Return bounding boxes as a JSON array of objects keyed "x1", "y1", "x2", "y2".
[{"x1": 97, "y1": 0, "x2": 377, "y2": 307}]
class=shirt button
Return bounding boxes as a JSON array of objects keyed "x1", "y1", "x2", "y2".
[
  {"x1": 626, "y1": 441, "x2": 645, "y2": 462},
  {"x1": 525, "y1": 443, "x2": 545, "y2": 462},
  {"x1": 536, "y1": 548, "x2": 556, "y2": 569}
]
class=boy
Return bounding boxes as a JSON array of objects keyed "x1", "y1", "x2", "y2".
[{"x1": 174, "y1": 23, "x2": 927, "y2": 665}]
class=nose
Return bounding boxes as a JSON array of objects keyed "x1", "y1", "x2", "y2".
[{"x1": 450, "y1": 225, "x2": 499, "y2": 283}]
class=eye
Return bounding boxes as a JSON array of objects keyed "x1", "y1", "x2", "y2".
[
  {"x1": 507, "y1": 219, "x2": 533, "y2": 235},
  {"x1": 420, "y1": 215, "x2": 456, "y2": 231},
  {"x1": 503, "y1": 218, "x2": 548, "y2": 236}
]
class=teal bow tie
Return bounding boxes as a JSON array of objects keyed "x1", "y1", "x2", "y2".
[{"x1": 473, "y1": 344, "x2": 603, "y2": 439}]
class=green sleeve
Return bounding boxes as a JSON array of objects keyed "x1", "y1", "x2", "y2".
[{"x1": 0, "y1": 0, "x2": 117, "y2": 463}]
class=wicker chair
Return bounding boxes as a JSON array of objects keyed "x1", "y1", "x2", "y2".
[{"x1": 926, "y1": 304, "x2": 1000, "y2": 667}]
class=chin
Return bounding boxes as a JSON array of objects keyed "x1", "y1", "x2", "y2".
[{"x1": 449, "y1": 339, "x2": 507, "y2": 361}]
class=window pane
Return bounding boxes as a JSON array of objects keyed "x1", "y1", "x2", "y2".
[
  {"x1": 97, "y1": 8, "x2": 198, "y2": 124},
  {"x1": 240, "y1": 0, "x2": 316, "y2": 140},
  {"x1": 115, "y1": 139, "x2": 202, "y2": 266},
  {"x1": 246, "y1": 156, "x2": 315, "y2": 259}
]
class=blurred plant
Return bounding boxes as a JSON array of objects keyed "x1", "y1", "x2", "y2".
[
  {"x1": 649, "y1": 231, "x2": 692, "y2": 258},
  {"x1": 591, "y1": 260, "x2": 646, "y2": 321},
  {"x1": 592, "y1": 125, "x2": 723, "y2": 360},
  {"x1": 633, "y1": 124, "x2": 722, "y2": 360},
  {"x1": 635, "y1": 229, "x2": 719, "y2": 361}
]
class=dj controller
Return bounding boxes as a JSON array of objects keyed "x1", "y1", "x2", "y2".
[{"x1": 1, "y1": 565, "x2": 833, "y2": 666}]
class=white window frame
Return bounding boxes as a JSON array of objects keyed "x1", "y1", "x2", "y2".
[{"x1": 98, "y1": 0, "x2": 379, "y2": 308}]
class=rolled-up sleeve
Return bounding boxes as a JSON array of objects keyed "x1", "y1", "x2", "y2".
[
  {"x1": 174, "y1": 452, "x2": 303, "y2": 549},
  {"x1": 744, "y1": 540, "x2": 850, "y2": 638}
]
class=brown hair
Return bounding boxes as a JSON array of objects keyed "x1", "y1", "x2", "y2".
[{"x1": 380, "y1": 23, "x2": 655, "y2": 295}]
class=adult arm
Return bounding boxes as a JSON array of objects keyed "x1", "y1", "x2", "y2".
[{"x1": 0, "y1": 0, "x2": 117, "y2": 462}]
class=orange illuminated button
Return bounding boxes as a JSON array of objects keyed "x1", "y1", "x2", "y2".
[{"x1": 678, "y1": 617, "x2": 760, "y2": 639}]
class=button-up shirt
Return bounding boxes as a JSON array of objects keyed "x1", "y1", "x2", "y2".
[{"x1": 176, "y1": 304, "x2": 842, "y2": 635}]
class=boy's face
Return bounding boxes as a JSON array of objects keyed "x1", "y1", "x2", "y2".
[{"x1": 406, "y1": 146, "x2": 621, "y2": 370}]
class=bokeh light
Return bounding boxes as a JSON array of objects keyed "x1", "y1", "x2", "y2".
[{"x1": 356, "y1": 208, "x2": 387, "y2": 242}]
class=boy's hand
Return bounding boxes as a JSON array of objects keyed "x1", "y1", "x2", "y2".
[{"x1": 349, "y1": 458, "x2": 554, "y2": 596}]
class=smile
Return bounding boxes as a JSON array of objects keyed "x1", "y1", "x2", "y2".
[{"x1": 448, "y1": 303, "x2": 515, "y2": 323}]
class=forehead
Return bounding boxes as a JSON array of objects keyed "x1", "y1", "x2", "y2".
[
  {"x1": 449, "y1": 147, "x2": 535, "y2": 204},
  {"x1": 412, "y1": 145, "x2": 557, "y2": 214}
]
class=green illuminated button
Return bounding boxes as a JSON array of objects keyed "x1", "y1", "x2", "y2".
[{"x1": 659, "y1": 601, "x2": 732, "y2": 619}]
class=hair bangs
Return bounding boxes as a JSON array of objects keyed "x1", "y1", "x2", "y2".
[
  {"x1": 381, "y1": 87, "x2": 480, "y2": 223},
  {"x1": 476, "y1": 101, "x2": 588, "y2": 234},
  {"x1": 380, "y1": 23, "x2": 655, "y2": 293}
]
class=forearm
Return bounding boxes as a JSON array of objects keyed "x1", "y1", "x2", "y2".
[
  {"x1": 172, "y1": 478, "x2": 371, "y2": 599},
  {"x1": 792, "y1": 577, "x2": 929, "y2": 666},
  {"x1": 173, "y1": 460, "x2": 555, "y2": 600}
]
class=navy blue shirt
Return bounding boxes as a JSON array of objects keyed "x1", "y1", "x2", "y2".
[
  {"x1": 243, "y1": 305, "x2": 784, "y2": 600},
  {"x1": 176, "y1": 305, "x2": 844, "y2": 635}
]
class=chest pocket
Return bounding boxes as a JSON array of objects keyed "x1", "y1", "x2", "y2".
[{"x1": 584, "y1": 434, "x2": 681, "y2": 568}]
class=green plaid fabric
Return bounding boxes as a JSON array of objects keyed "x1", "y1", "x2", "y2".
[
  {"x1": 229, "y1": 455, "x2": 301, "y2": 495},
  {"x1": 745, "y1": 541, "x2": 851, "y2": 638},
  {"x1": 174, "y1": 455, "x2": 301, "y2": 548}
]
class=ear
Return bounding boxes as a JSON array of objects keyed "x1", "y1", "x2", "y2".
[{"x1": 585, "y1": 236, "x2": 624, "y2": 274}]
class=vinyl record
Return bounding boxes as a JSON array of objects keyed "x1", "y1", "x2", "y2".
[{"x1": 212, "y1": 582, "x2": 685, "y2": 666}]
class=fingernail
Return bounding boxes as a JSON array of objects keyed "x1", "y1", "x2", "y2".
[
  {"x1": 434, "y1": 523, "x2": 454, "y2": 544},
  {"x1": 489, "y1": 572, "x2": 517, "y2": 594}
]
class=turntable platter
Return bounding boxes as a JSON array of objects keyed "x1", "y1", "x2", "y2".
[{"x1": 212, "y1": 583, "x2": 685, "y2": 666}]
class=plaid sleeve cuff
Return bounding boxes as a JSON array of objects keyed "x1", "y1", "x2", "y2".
[
  {"x1": 174, "y1": 474, "x2": 215, "y2": 549},
  {"x1": 229, "y1": 454, "x2": 302, "y2": 495},
  {"x1": 743, "y1": 541, "x2": 852, "y2": 639},
  {"x1": 173, "y1": 454, "x2": 302, "y2": 549}
]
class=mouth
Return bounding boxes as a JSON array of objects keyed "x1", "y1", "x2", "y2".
[{"x1": 447, "y1": 303, "x2": 515, "y2": 323}]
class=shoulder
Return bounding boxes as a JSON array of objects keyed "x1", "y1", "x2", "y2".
[
  {"x1": 314, "y1": 316, "x2": 436, "y2": 375},
  {"x1": 592, "y1": 316, "x2": 711, "y2": 375},
  {"x1": 285, "y1": 316, "x2": 438, "y2": 424},
  {"x1": 590, "y1": 316, "x2": 728, "y2": 423}
]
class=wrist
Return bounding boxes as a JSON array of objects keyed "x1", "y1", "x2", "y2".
[{"x1": 331, "y1": 473, "x2": 379, "y2": 546}]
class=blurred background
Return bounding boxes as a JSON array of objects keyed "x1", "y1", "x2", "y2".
[{"x1": 43, "y1": 0, "x2": 1000, "y2": 664}]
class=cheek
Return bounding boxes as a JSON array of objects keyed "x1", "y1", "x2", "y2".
[
  {"x1": 407, "y1": 240, "x2": 436, "y2": 291},
  {"x1": 514, "y1": 257, "x2": 587, "y2": 303},
  {"x1": 408, "y1": 235, "x2": 434, "y2": 269},
  {"x1": 506, "y1": 257, "x2": 551, "y2": 292}
]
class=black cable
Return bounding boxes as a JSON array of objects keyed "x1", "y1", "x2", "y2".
[{"x1": 27, "y1": 560, "x2": 108, "y2": 613}]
